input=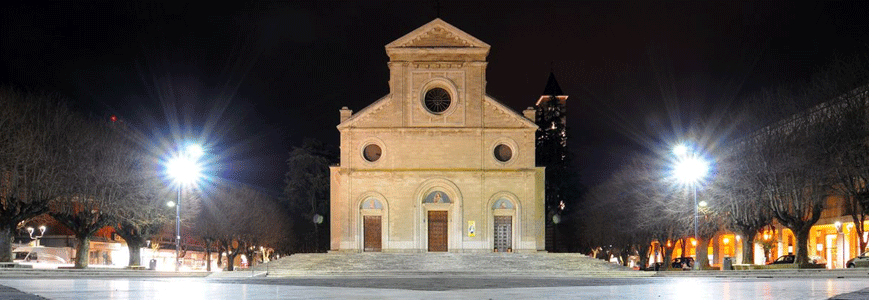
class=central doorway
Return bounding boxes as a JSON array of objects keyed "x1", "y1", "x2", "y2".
[
  {"x1": 363, "y1": 216, "x2": 382, "y2": 252},
  {"x1": 428, "y1": 211, "x2": 448, "y2": 252},
  {"x1": 494, "y1": 216, "x2": 512, "y2": 252}
]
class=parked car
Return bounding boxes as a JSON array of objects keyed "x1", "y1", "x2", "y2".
[
  {"x1": 671, "y1": 257, "x2": 694, "y2": 269},
  {"x1": 768, "y1": 254, "x2": 826, "y2": 265},
  {"x1": 12, "y1": 247, "x2": 73, "y2": 269},
  {"x1": 847, "y1": 251, "x2": 869, "y2": 268},
  {"x1": 768, "y1": 254, "x2": 795, "y2": 265}
]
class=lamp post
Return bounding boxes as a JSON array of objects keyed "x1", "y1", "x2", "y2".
[
  {"x1": 165, "y1": 144, "x2": 204, "y2": 272},
  {"x1": 835, "y1": 221, "x2": 844, "y2": 269},
  {"x1": 26, "y1": 226, "x2": 46, "y2": 247},
  {"x1": 672, "y1": 144, "x2": 709, "y2": 270}
]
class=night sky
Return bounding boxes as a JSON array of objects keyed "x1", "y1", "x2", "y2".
[{"x1": 3, "y1": 1, "x2": 868, "y2": 194}]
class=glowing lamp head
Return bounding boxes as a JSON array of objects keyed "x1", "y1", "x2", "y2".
[
  {"x1": 185, "y1": 144, "x2": 204, "y2": 160},
  {"x1": 673, "y1": 144, "x2": 688, "y2": 157},
  {"x1": 166, "y1": 155, "x2": 202, "y2": 186},
  {"x1": 674, "y1": 156, "x2": 709, "y2": 185}
]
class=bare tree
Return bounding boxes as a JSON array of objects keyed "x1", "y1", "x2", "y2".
[
  {"x1": 822, "y1": 89, "x2": 869, "y2": 252},
  {"x1": 745, "y1": 92, "x2": 828, "y2": 266},
  {"x1": 193, "y1": 182, "x2": 287, "y2": 271},
  {"x1": 50, "y1": 116, "x2": 137, "y2": 268},
  {"x1": 712, "y1": 148, "x2": 773, "y2": 264},
  {"x1": 113, "y1": 163, "x2": 175, "y2": 268},
  {"x1": 189, "y1": 192, "x2": 221, "y2": 271},
  {"x1": 582, "y1": 152, "x2": 694, "y2": 270},
  {"x1": 0, "y1": 87, "x2": 73, "y2": 262}
]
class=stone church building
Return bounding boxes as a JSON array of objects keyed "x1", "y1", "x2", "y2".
[{"x1": 330, "y1": 19, "x2": 545, "y2": 253}]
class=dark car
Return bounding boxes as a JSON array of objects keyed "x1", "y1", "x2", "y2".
[
  {"x1": 847, "y1": 251, "x2": 869, "y2": 268},
  {"x1": 768, "y1": 254, "x2": 796, "y2": 265},
  {"x1": 671, "y1": 257, "x2": 694, "y2": 268},
  {"x1": 768, "y1": 254, "x2": 825, "y2": 265}
]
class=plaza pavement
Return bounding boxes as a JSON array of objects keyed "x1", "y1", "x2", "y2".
[
  {"x1": 2, "y1": 269, "x2": 869, "y2": 299},
  {"x1": 3, "y1": 253, "x2": 869, "y2": 299}
]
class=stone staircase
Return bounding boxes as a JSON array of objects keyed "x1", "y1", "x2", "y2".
[{"x1": 249, "y1": 253, "x2": 652, "y2": 278}]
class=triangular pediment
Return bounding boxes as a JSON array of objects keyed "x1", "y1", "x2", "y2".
[
  {"x1": 386, "y1": 18, "x2": 490, "y2": 49},
  {"x1": 337, "y1": 95, "x2": 402, "y2": 129},
  {"x1": 483, "y1": 95, "x2": 538, "y2": 129}
]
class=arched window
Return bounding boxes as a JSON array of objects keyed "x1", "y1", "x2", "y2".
[
  {"x1": 492, "y1": 198, "x2": 514, "y2": 209},
  {"x1": 422, "y1": 191, "x2": 451, "y2": 204},
  {"x1": 361, "y1": 198, "x2": 383, "y2": 209}
]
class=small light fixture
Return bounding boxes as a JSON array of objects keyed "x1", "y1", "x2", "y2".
[
  {"x1": 735, "y1": 235, "x2": 741, "y2": 242},
  {"x1": 723, "y1": 237, "x2": 730, "y2": 245}
]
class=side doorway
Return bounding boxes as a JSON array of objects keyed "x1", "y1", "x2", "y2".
[{"x1": 363, "y1": 216, "x2": 382, "y2": 252}]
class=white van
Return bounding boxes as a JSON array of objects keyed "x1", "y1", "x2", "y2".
[{"x1": 12, "y1": 246, "x2": 74, "y2": 268}]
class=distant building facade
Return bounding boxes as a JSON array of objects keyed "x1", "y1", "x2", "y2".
[{"x1": 330, "y1": 19, "x2": 545, "y2": 253}]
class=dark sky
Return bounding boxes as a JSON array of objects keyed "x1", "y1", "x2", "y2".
[{"x1": 3, "y1": 1, "x2": 868, "y2": 194}]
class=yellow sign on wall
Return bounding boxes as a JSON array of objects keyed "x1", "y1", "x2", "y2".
[{"x1": 468, "y1": 221, "x2": 476, "y2": 237}]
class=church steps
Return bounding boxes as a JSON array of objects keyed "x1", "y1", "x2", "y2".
[{"x1": 250, "y1": 253, "x2": 652, "y2": 278}]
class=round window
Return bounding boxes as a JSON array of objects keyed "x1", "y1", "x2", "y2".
[
  {"x1": 424, "y1": 87, "x2": 451, "y2": 113},
  {"x1": 494, "y1": 144, "x2": 512, "y2": 162},
  {"x1": 363, "y1": 144, "x2": 382, "y2": 162}
]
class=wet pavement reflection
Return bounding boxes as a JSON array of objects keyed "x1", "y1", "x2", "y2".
[{"x1": 1, "y1": 277, "x2": 867, "y2": 299}]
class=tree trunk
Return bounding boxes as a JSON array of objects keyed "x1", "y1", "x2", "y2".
[
  {"x1": 638, "y1": 243, "x2": 650, "y2": 270},
  {"x1": 695, "y1": 237, "x2": 709, "y2": 270},
  {"x1": 794, "y1": 227, "x2": 811, "y2": 265},
  {"x1": 662, "y1": 245, "x2": 673, "y2": 271},
  {"x1": 226, "y1": 253, "x2": 237, "y2": 271},
  {"x1": 205, "y1": 246, "x2": 212, "y2": 272},
  {"x1": 0, "y1": 226, "x2": 12, "y2": 262},
  {"x1": 126, "y1": 238, "x2": 143, "y2": 267},
  {"x1": 75, "y1": 235, "x2": 90, "y2": 268},
  {"x1": 851, "y1": 213, "x2": 866, "y2": 253},
  {"x1": 217, "y1": 251, "x2": 224, "y2": 268},
  {"x1": 740, "y1": 232, "x2": 757, "y2": 264}
]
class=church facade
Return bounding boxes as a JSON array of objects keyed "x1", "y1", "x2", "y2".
[{"x1": 330, "y1": 19, "x2": 545, "y2": 253}]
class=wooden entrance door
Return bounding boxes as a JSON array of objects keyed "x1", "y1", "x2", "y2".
[
  {"x1": 428, "y1": 211, "x2": 448, "y2": 252},
  {"x1": 363, "y1": 216, "x2": 381, "y2": 252},
  {"x1": 494, "y1": 216, "x2": 512, "y2": 252}
]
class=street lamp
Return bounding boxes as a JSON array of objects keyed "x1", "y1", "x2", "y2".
[
  {"x1": 26, "y1": 225, "x2": 46, "y2": 247},
  {"x1": 672, "y1": 144, "x2": 710, "y2": 270},
  {"x1": 165, "y1": 144, "x2": 204, "y2": 272}
]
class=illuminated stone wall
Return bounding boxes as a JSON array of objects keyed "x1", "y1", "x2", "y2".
[{"x1": 330, "y1": 19, "x2": 545, "y2": 253}]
